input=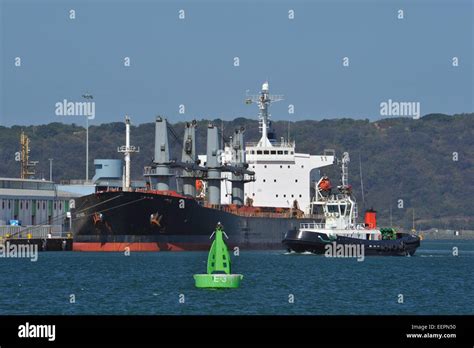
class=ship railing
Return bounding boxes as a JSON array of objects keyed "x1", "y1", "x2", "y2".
[
  {"x1": 143, "y1": 166, "x2": 175, "y2": 176},
  {"x1": 59, "y1": 179, "x2": 94, "y2": 185},
  {"x1": 245, "y1": 141, "x2": 295, "y2": 148},
  {"x1": 300, "y1": 222, "x2": 369, "y2": 230},
  {"x1": 50, "y1": 231, "x2": 73, "y2": 238},
  {"x1": 311, "y1": 194, "x2": 350, "y2": 204},
  {"x1": 300, "y1": 223, "x2": 325, "y2": 230},
  {"x1": 327, "y1": 194, "x2": 350, "y2": 201},
  {"x1": 215, "y1": 205, "x2": 295, "y2": 218}
]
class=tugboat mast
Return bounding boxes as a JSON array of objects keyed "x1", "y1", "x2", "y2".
[{"x1": 341, "y1": 152, "x2": 350, "y2": 188}]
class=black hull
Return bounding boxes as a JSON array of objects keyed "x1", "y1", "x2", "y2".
[
  {"x1": 283, "y1": 229, "x2": 421, "y2": 256},
  {"x1": 71, "y1": 191, "x2": 315, "y2": 251}
]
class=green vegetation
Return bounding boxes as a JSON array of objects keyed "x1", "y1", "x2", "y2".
[{"x1": 0, "y1": 113, "x2": 472, "y2": 230}]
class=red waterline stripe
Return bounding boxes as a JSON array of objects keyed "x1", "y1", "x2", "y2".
[{"x1": 72, "y1": 242, "x2": 210, "y2": 252}]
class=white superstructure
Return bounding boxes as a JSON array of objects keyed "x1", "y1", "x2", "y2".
[{"x1": 202, "y1": 82, "x2": 335, "y2": 213}]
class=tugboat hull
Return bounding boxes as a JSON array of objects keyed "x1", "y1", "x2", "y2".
[{"x1": 283, "y1": 229, "x2": 420, "y2": 256}]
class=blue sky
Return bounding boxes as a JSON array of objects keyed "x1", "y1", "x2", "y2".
[{"x1": 0, "y1": 0, "x2": 472, "y2": 126}]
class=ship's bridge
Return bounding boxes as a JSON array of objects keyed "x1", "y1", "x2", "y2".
[{"x1": 244, "y1": 141, "x2": 296, "y2": 163}]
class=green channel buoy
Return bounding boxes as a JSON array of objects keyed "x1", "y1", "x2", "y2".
[{"x1": 194, "y1": 223, "x2": 243, "y2": 289}]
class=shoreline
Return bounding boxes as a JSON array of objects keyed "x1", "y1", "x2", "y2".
[{"x1": 415, "y1": 230, "x2": 474, "y2": 240}]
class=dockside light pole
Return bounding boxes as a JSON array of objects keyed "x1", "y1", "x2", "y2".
[
  {"x1": 82, "y1": 93, "x2": 93, "y2": 182},
  {"x1": 49, "y1": 158, "x2": 53, "y2": 182},
  {"x1": 86, "y1": 116, "x2": 89, "y2": 182}
]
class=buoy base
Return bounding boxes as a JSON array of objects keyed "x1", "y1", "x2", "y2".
[{"x1": 193, "y1": 274, "x2": 243, "y2": 288}]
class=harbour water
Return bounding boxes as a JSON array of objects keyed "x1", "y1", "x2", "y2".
[{"x1": 0, "y1": 240, "x2": 472, "y2": 315}]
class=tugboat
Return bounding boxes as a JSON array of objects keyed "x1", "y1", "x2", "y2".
[{"x1": 283, "y1": 152, "x2": 420, "y2": 256}]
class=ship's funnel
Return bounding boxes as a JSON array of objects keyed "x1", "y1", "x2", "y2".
[
  {"x1": 206, "y1": 124, "x2": 221, "y2": 205},
  {"x1": 153, "y1": 116, "x2": 172, "y2": 191},
  {"x1": 181, "y1": 121, "x2": 197, "y2": 197},
  {"x1": 365, "y1": 209, "x2": 377, "y2": 229},
  {"x1": 231, "y1": 127, "x2": 246, "y2": 205}
]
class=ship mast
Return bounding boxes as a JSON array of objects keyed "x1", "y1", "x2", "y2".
[
  {"x1": 245, "y1": 82, "x2": 284, "y2": 147},
  {"x1": 341, "y1": 152, "x2": 350, "y2": 188},
  {"x1": 118, "y1": 116, "x2": 139, "y2": 191},
  {"x1": 339, "y1": 152, "x2": 358, "y2": 222}
]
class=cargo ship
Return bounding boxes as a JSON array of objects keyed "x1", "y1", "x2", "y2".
[{"x1": 71, "y1": 82, "x2": 336, "y2": 251}]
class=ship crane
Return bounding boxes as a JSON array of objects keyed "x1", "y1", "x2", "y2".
[
  {"x1": 19, "y1": 131, "x2": 38, "y2": 179},
  {"x1": 222, "y1": 127, "x2": 254, "y2": 177},
  {"x1": 174, "y1": 120, "x2": 207, "y2": 197},
  {"x1": 245, "y1": 81, "x2": 284, "y2": 147}
]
